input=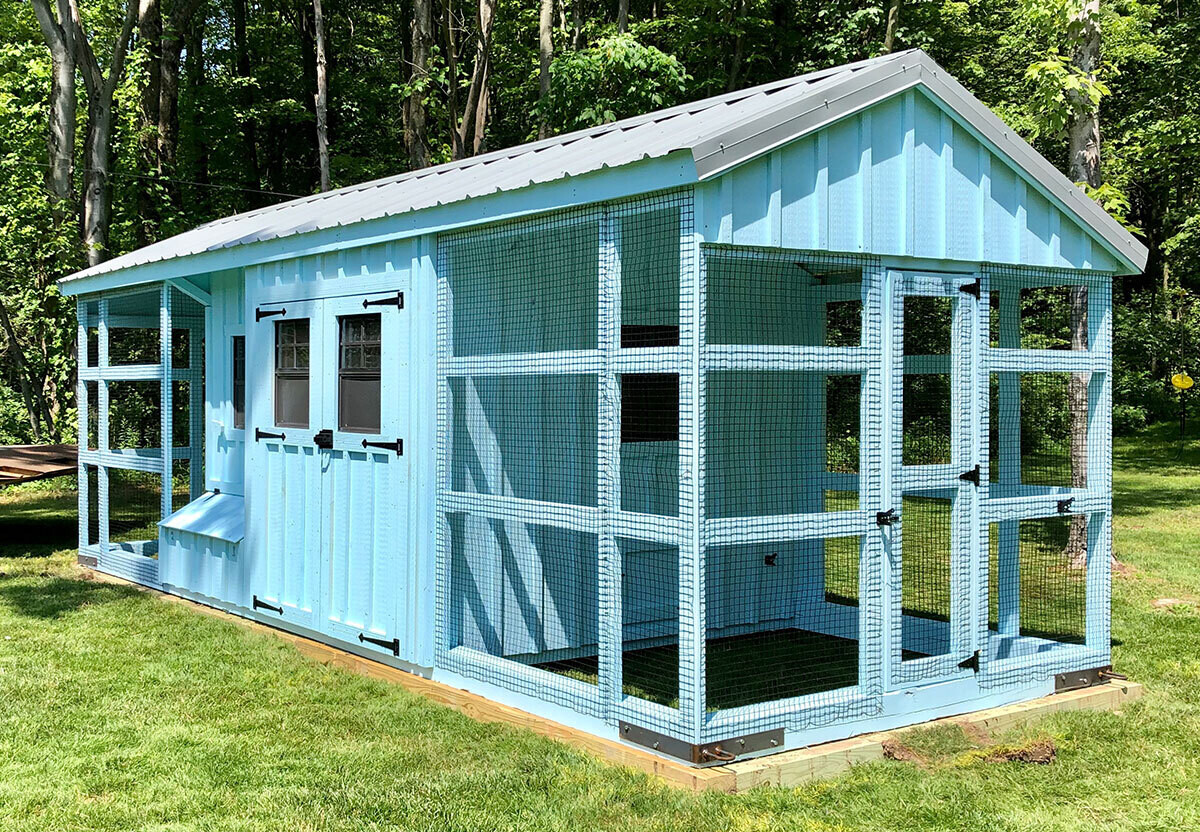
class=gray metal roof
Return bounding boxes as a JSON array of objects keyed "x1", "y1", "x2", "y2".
[{"x1": 60, "y1": 49, "x2": 1147, "y2": 285}]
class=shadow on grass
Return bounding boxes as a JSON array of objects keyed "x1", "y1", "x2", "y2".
[
  {"x1": 0, "y1": 576, "x2": 139, "y2": 620},
  {"x1": 0, "y1": 484, "x2": 79, "y2": 551}
]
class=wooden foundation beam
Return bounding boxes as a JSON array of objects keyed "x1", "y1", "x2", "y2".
[{"x1": 83, "y1": 567, "x2": 1143, "y2": 793}]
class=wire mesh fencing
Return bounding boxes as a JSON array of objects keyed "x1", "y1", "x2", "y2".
[
  {"x1": 78, "y1": 283, "x2": 206, "y2": 565},
  {"x1": 700, "y1": 246, "x2": 880, "y2": 729},
  {"x1": 433, "y1": 196, "x2": 1111, "y2": 748},
  {"x1": 437, "y1": 191, "x2": 694, "y2": 728}
]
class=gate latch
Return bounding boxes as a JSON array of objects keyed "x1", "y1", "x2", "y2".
[
  {"x1": 314, "y1": 429, "x2": 334, "y2": 449},
  {"x1": 959, "y1": 465, "x2": 981, "y2": 486},
  {"x1": 876, "y1": 508, "x2": 898, "y2": 526}
]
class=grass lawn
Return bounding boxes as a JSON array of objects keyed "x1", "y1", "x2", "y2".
[{"x1": 1, "y1": 423, "x2": 1199, "y2": 830}]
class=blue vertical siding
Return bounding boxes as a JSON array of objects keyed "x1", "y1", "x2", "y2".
[
  {"x1": 205, "y1": 270, "x2": 246, "y2": 494},
  {"x1": 700, "y1": 88, "x2": 1121, "y2": 272},
  {"x1": 237, "y1": 236, "x2": 431, "y2": 665}
]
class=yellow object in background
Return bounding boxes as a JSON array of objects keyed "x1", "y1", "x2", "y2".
[{"x1": 1172, "y1": 373, "x2": 1194, "y2": 391}]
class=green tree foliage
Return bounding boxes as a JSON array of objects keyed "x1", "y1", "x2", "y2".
[
  {"x1": 0, "y1": 0, "x2": 1197, "y2": 444},
  {"x1": 541, "y1": 34, "x2": 689, "y2": 131}
]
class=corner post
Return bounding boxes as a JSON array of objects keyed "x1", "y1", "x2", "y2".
[{"x1": 161, "y1": 283, "x2": 174, "y2": 522}]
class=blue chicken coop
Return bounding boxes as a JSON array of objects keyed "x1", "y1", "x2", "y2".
[{"x1": 59, "y1": 50, "x2": 1146, "y2": 765}]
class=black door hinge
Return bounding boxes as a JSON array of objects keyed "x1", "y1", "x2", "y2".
[
  {"x1": 959, "y1": 280, "x2": 981, "y2": 299},
  {"x1": 253, "y1": 595, "x2": 284, "y2": 615},
  {"x1": 959, "y1": 465, "x2": 981, "y2": 486},
  {"x1": 876, "y1": 508, "x2": 897, "y2": 526},
  {"x1": 256, "y1": 306, "x2": 286, "y2": 322},
  {"x1": 362, "y1": 438, "x2": 403, "y2": 456},
  {"x1": 959, "y1": 650, "x2": 981, "y2": 672},
  {"x1": 363, "y1": 292, "x2": 403, "y2": 309},
  {"x1": 1057, "y1": 497, "x2": 1075, "y2": 514},
  {"x1": 255, "y1": 428, "x2": 286, "y2": 441},
  {"x1": 359, "y1": 633, "x2": 400, "y2": 656},
  {"x1": 314, "y1": 429, "x2": 334, "y2": 449}
]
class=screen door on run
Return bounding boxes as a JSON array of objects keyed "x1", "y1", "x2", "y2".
[{"x1": 888, "y1": 271, "x2": 981, "y2": 688}]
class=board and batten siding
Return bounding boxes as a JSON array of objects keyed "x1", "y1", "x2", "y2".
[
  {"x1": 698, "y1": 88, "x2": 1121, "y2": 273},
  {"x1": 242, "y1": 235, "x2": 437, "y2": 668},
  {"x1": 205, "y1": 269, "x2": 247, "y2": 495}
]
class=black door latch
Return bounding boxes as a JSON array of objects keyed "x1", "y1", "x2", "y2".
[{"x1": 314, "y1": 429, "x2": 334, "y2": 449}]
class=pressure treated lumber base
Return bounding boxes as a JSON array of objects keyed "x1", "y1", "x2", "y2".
[{"x1": 84, "y1": 568, "x2": 1144, "y2": 793}]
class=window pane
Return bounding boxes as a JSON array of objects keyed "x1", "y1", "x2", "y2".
[
  {"x1": 275, "y1": 375, "x2": 309, "y2": 428},
  {"x1": 232, "y1": 336, "x2": 246, "y2": 430},
  {"x1": 275, "y1": 319, "x2": 309, "y2": 369},
  {"x1": 339, "y1": 376, "x2": 381, "y2": 433},
  {"x1": 275, "y1": 319, "x2": 309, "y2": 428},
  {"x1": 621, "y1": 374, "x2": 679, "y2": 443},
  {"x1": 338, "y1": 314, "x2": 381, "y2": 433}
]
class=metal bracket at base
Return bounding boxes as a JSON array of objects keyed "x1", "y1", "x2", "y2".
[
  {"x1": 619, "y1": 722, "x2": 784, "y2": 764},
  {"x1": 1055, "y1": 665, "x2": 1118, "y2": 692}
]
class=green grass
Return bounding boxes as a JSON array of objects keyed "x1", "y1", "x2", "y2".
[{"x1": 2, "y1": 424, "x2": 1200, "y2": 830}]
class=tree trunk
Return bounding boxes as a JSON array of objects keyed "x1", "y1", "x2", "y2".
[
  {"x1": 1066, "y1": 0, "x2": 1101, "y2": 568},
  {"x1": 313, "y1": 0, "x2": 331, "y2": 191},
  {"x1": 726, "y1": 0, "x2": 745, "y2": 92},
  {"x1": 184, "y1": 21, "x2": 209, "y2": 216},
  {"x1": 404, "y1": 0, "x2": 432, "y2": 169},
  {"x1": 571, "y1": 0, "x2": 583, "y2": 49},
  {"x1": 448, "y1": 0, "x2": 496, "y2": 161},
  {"x1": 71, "y1": 0, "x2": 138, "y2": 266},
  {"x1": 472, "y1": 60, "x2": 490, "y2": 155},
  {"x1": 884, "y1": 0, "x2": 903, "y2": 53},
  {"x1": 617, "y1": 0, "x2": 628, "y2": 33},
  {"x1": 136, "y1": 0, "x2": 163, "y2": 245},
  {"x1": 0, "y1": 299, "x2": 45, "y2": 441},
  {"x1": 30, "y1": 0, "x2": 77, "y2": 210},
  {"x1": 158, "y1": 0, "x2": 204, "y2": 208},
  {"x1": 80, "y1": 100, "x2": 114, "y2": 267},
  {"x1": 538, "y1": 0, "x2": 553, "y2": 140},
  {"x1": 232, "y1": 0, "x2": 263, "y2": 204}
]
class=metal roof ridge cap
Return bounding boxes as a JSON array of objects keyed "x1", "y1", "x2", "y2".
[{"x1": 689, "y1": 57, "x2": 918, "y2": 171}]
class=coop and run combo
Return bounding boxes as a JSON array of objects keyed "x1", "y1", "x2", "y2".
[{"x1": 60, "y1": 50, "x2": 1146, "y2": 765}]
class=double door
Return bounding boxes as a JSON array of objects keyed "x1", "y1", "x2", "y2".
[
  {"x1": 888, "y1": 271, "x2": 982, "y2": 688},
  {"x1": 246, "y1": 290, "x2": 409, "y2": 658}
]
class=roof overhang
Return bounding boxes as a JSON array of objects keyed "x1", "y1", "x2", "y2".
[{"x1": 57, "y1": 49, "x2": 1146, "y2": 296}]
